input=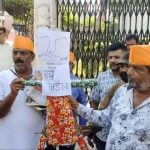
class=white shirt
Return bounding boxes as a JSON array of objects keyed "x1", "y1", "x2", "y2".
[
  {"x1": 0, "y1": 69, "x2": 44, "y2": 150},
  {"x1": 0, "y1": 43, "x2": 13, "y2": 71},
  {"x1": 77, "y1": 84, "x2": 150, "y2": 150}
]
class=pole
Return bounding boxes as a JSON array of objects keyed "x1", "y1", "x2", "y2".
[{"x1": 0, "y1": 0, "x2": 3, "y2": 11}]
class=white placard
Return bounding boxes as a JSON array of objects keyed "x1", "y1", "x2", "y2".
[
  {"x1": 42, "y1": 65, "x2": 71, "y2": 96},
  {"x1": 36, "y1": 27, "x2": 71, "y2": 96},
  {"x1": 37, "y1": 27, "x2": 70, "y2": 65}
]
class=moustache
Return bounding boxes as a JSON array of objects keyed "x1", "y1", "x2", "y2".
[{"x1": 15, "y1": 59, "x2": 24, "y2": 64}]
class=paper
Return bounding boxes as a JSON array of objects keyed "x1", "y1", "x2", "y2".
[
  {"x1": 37, "y1": 27, "x2": 70, "y2": 65},
  {"x1": 42, "y1": 65, "x2": 71, "y2": 96},
  {"x1": 36, "y1": 27, "x2": 71, "y2": 96},
  {"x1": 26, "y1": 87, "x2": 47, "y2": 106}
]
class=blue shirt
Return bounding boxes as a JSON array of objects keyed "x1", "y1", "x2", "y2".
[{"x1": 70, "y1": 72, "x2": 87, "y2": 125}]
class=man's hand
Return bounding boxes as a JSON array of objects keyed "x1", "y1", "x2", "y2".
[
  {"x1": 10, "y1": 78, "x2": 25, "y2": 96},
  {"x1": 68, "y1": 96, "x2": 79, "y2": 110},
  {"x1": 0, "y1": 78, "x2": 25, "y2": 118},
  {"x1": 89, "y1": 100, "x2": 99, "y2": 110}
]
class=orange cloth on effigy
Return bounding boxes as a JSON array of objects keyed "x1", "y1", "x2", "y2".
[
  {"x1": 13, "y1": 36, "x2": 34, "y2": 53},
  {"x1": 129, "y1": 45, "x2": 150, "y2": 66},
  {"x1": 69, "y1": 52, "x2": 75, "y2": 64}
]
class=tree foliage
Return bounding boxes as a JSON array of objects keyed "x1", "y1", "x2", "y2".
[{"x1": 4, "y1": 0, "x2": 33, "y2": 27}]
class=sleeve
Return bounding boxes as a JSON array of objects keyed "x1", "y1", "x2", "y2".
[
  {"x1": 76, "y1": 85, "x2": 126, "y2": 127},
  {"x1": 89, "y1": 74, "x2": 102, "y2": 102},
  {"x1": 76, "y1": 88, "x2": 86, "y2": 105},
  {"x1": 76, "y1": 104, "x2": 111, "y2": 127},
  {"x1": 99, "y1": 82, "x2": 119, "y2": 110},
  {"x1": 76, "y1": 88, "x2": 87, "y2": 125},
  {"x1": 89, "y1": 85, "x2": 100, "y2": 102}
]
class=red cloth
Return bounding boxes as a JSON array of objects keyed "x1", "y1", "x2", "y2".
[
  {"x1": 38, "y1": 96, "x2": 89, "y2": 150},
  {"x1": 46, "y1": 96, "x2": 78, "y2": 145}
]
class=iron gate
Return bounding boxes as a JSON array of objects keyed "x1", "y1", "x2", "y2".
[{"x1": 57, "y1": 0, "x2": 150, "y2": 78}]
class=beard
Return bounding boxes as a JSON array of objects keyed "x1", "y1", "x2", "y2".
[
  {"x1": 120, "y1": 72, "x2": 128, "y2": 83},
  {"x1": 128, "y1": 78, "x2": 150, "y2": 92},
  {"x1": 128, "y1": 78, "x2": 138, "y2": 88}
]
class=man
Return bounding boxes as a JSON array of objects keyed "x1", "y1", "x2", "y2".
[
  {"x1": 87, "y1": 52, "x2": 129, "y2": 147},
  {"x1": 125, "y1": 34, "x2": 139, "y2": 48},
  {"x1": 70, "y1": 45, "x2": 150, "y2": 150},
  {"x1": 89, "y1": 42, "x2": 128, "y2": 149},
  {"x1": 99, "y1": 51, "x2": 129, "y2": 110},
  {"x1": 0, "y1": 36, "x2": 44, "y2": 149},
  {"x1": 0, "y1": 26, "x2": 13, "y2": 71}
]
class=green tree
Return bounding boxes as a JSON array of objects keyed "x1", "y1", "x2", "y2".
[{"x1": 4, "y1": 0, "x2": 33, "y2": 30}]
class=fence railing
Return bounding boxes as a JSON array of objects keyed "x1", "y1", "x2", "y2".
[
  {"x1": 57, "y1": 0, "x2": 150, "y2": 78},
  {"x1": 2, "y1": 0, "x2": 150, "y2": 78}
]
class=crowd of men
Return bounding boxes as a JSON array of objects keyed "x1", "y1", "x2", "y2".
[
  {"x1": 0, "y1": 25, "x2": 150, "y2": 150},
  {"x1": 70, "y1": 39, "x2": 150, "y2": 150}
]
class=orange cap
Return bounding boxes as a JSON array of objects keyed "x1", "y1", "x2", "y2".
[
  {"x1": 13, "y1": 36, "x2": 34, "y2": 53},
  {"x1": 69, "y1": 52, "x2": 75, "y2": 63},
  {"x1": 129, "y1": 45, "x2": 150, "y2": 66}
]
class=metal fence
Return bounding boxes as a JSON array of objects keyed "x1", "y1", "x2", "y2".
[
  {"x1": 2, "y1": 0, "x2": 150, "y2": 78},
  {"x1": 57, "y1": 0, "x2": 150, "y2": 78}
]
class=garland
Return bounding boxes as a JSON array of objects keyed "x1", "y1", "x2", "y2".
[{"x1": 24, "y1": 79, "x2": 97, "y2": 88}]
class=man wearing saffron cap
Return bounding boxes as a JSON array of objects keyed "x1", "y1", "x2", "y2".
[
  {"x1": 69, "y1": 45, "x2": 150, "y2": 150},
  {"x1": 0, "y1": 36, "x2": 44, "y2": 149},
  {"x1": 89, "y1": 42, "x2": 127, "y2": 149}
]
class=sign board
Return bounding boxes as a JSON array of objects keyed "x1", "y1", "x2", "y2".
[{"x1": 36, "y1": 27, "x2": 71, "y2": 96}]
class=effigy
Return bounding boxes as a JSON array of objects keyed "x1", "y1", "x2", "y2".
[
  {"x1": 33, "y1": 28, "x2": 95, "y2": 150},
  {"x1": 25, "y1": 79, "x2": 97, "y2": 149}
]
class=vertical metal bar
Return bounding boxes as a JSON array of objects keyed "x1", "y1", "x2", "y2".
[
  {"x1": 0, "y1": 0, "x2": 3, "y2": 11},
  {"x1": 103, "y1": 0, "x2": 108, "y2": 71},
  {"x1": 56, "y1": 0, "x2": 59, "y2": 28}
]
